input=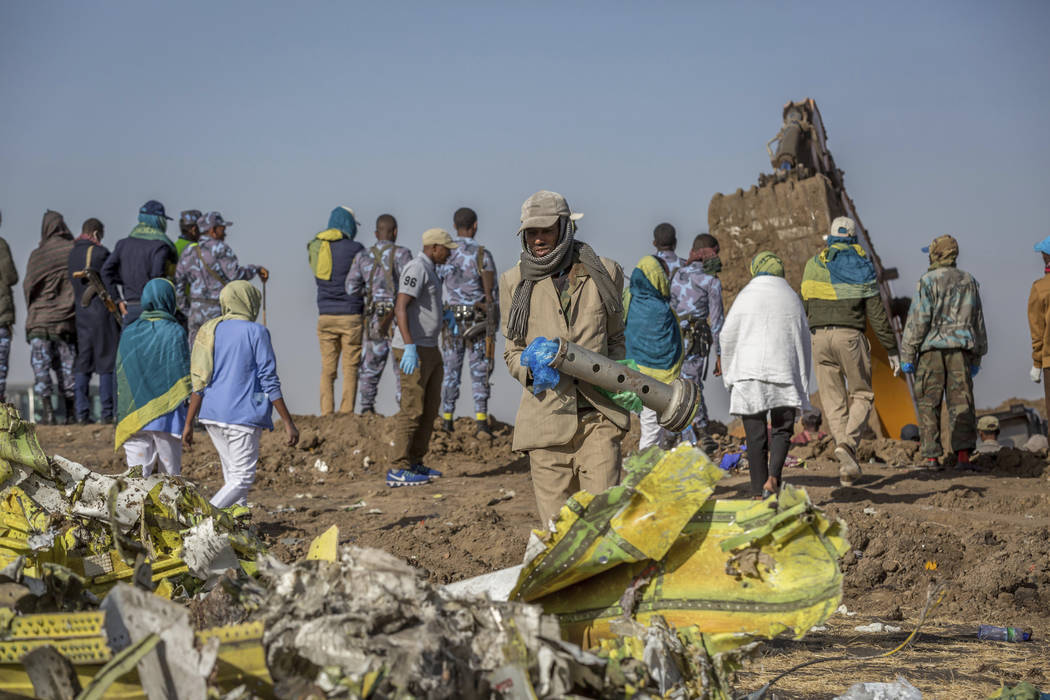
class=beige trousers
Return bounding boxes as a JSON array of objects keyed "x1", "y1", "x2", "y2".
[
  {"x1": 527, "y1": 411, "x2": 625, "y2": 528},
  {"x1": 317, "y1": 314, "x2": 363, "y2": 415},
  {"x1": 812, "y1": 327, "x2": 874, "y2": 451},
  {"x1": 391, "y1": 346, "x2": 444, "y2": 470}
]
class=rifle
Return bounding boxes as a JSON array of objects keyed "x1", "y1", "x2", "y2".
[
  {"x1": 479, "y1": 249, "x2": 497, "y2": 380},
  {"x1": 73, "y1": 269, "x2": 123, "y2": 324}
]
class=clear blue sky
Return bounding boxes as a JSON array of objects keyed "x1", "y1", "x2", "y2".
[{"x1": 2, "y1": 1, "x2": 1048, "y2": 422}]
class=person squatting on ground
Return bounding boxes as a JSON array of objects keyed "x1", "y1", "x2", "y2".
[
  {"x1": 801, "y1": 216, "x2": 900, "y2": 487},
  {"x1": 721, "y1": 252, "x2": 812, "y2": 498},
  {"x1": 114, "y1": 279, "x2": 191, "y2": 476},
  {"x1": 184, "y1": 281, "x2": 298, "y2": 508},
  {"x1": 68, "y1": 218, "x2": 121, "y2": 423},
  {"x1": 623, "y1": 255, "x2": 683, "y2": 451},
  {"x1": 0, "y1": 211, "x2": 19, "y2": 403},
  {"x1": 101, "y1": 200, "x2": 178, "y2": 326},
  {"x1": 501, "y1": 190, "x2": 629, "y2": 528},
  {"x1": 437, "y1": 207, "x2": 497, "y2": 435},
  {"x1": 669, "y1": 232, "x2": 724, "y2": 452},
  {"x1": 652, "y1": 222, "x2": 684, "y2": 284},
  {"x1": 24, "y1": 210, "x2": 77, "y2": 424},
  {"x1": 975, "y1": 415, "x2": 1006, "y2": 455},
  {"x1": 790, "y1": 408, "x2": 827, "y2": 446},
  {"x1": 347, "y1": 214, "x2": 413, "y2": 414},
  {"x1": 175, "y1": 209, "x2": 202, "y2": 257},
  {"x1": 175, "y1": 211, "x2": 268, "y2": 346},
  {"x1": 309, "y1": 206, "x2": 365, "y2": 415},
  {"x1": 387, "y1": 229, "x2": 457, "y2": 486},
  {"x1": 1026, "y1": 235, "x2": 1050, "y2": 422},
  {"x1": 900, "y1": 234, "x2": 987, "y2": 469}
]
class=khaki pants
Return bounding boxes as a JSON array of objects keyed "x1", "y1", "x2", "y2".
[
  {"x1": 528, "y1": 411, "x2": 625, "y2": 528},
  {"x1": 915, "y1": 349, "x2": 975, "y2": 457},
  {"x1": 391, "y1": 345, "x2": 443, "y2": 469},
  {"x1": 813, "y1": 327, "x2": 874, "y2": 451},
  {"x1": 317, "y1": 314, "x2": 363, "y2": 415}
]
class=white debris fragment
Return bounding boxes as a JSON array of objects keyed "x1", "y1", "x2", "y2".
[
  {"x1": 836, "y1": 604, "x2": 857, "y2": 617},
  {"x1": 863, "y1": 507, "x2": 878, "y2": 515},
  {"x1": 363, "y1": 456, "x2": 375, "y2": 469},
  {"x1": 853, "y1": 622, "x2": 902, "y2": 633},
  {"x1": 314, "y1": 459, "x2": 330, "y2": 473},
  {"x1": 365, "y1": 508, "x2": 383, "y2": 515},
  {"x1": 343, "y1": 500, "x2": 366, "y2": 511}
]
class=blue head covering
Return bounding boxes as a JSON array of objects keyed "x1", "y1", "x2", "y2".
[
  {"x1": 327, "y1": 206, "x2": 358, "y2": 239},
  {"x1": 140, "y1": 278, "x2": 177, "y2": 319},
  {"x1": 624, "y1": 256, "x2": 682, "y2": 381},
  {"x1": 137, "y1": 212, "x2": 168, "y2": 233},
  {"x1": 1035, "y1": 236, "x2": 1050, "y2": 255}
]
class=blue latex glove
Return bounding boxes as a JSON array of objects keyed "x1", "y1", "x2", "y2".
[
  {"x1": 970, "y1": 365, "x2": 980, "y2": 377},
  {"x1": 442, "y1": 309, "x2": 458, "y2": 335},
  {"x1": 399, "y1": 344, "x2": 419, "y2": 375},
  {"x1": 901, "y1": 362, "x2": 916, "y2": 374},
  {"x1": 521, "y1": 336, "x2": 561, "y2": 394}
]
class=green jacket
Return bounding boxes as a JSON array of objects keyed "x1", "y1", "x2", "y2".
[
  {"x1": 803, "y1": 295, "x2": 898, "y2": 354},
  {"x1": 900, "y1": 265, "x2": 987, "y2": 365},
  {"x1": 0, "y1": 237, "x2": 17, "y2": 327}
]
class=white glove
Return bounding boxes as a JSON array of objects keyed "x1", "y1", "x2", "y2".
[
  {"x1": 1031, "y1": 366, "x2": 1043, "y2": 383},
  {"x1": 888, "y1": 355, "x2": 902, "y2": 377}
]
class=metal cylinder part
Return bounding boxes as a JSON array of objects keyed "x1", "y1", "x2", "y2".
[{"x1": 549, "y1": 339, "x2": 699, "y2": 432}]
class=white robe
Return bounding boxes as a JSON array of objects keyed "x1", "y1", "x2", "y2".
[{"x1": 721, "y1": 275, "x2": 812, "y2": 416}]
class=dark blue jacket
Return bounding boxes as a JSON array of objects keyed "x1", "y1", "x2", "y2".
[
  {"x1": 316, "y1": 236, "x2": 365, "y2": 315},
  {"x1": 101, "y1": 237, "x2": 175, "y2": 304},
  {"x1": 68, "y1": 238, "x2": 121, "y2": 373}
]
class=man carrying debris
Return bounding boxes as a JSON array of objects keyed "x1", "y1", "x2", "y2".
[
  {"x1": 0, "y1": 211, "x2": 18, "y2": 404},
  {"x1": 669, "y1": 232, "x2": 724, "y2": 453},
  {"x1": 652, "y1": 222, "x2": 684, "y2": 281},
  {"x1": 437, "y1": 207, "x2": 497, "y2": 435},
  {"x1": 308, "y1": 206, "x2": 365, "y2": 416},
  {"x1": 1026, "y1": 235, "x2": 1050, "y2": 422},
  {"x1": 175, "y1": 211, "x2": 268, "y2": 346},
  {"x1": 387, "y1": 228, "x2": 457, "y2": 487},
  {"x1": 184, "y1": 280, "x2": 299, "y2": 508},
  {"x1": 68, "y1": 218, "x2": 121, "y2": 423},
  {"x1": 175, "y1": 209, "x2": 203, "y2": 257},
  {"x1": 347, "y1": 214, "x2": 413, "y2": 414},
  {"x1": 24, "y1": 210, "x2": 77, "y2": 424},
  {"x1": 501, "y1": 190, "x2": 629, "y2": 527},
  {"x1": 101, "y1": 200, "x2": 179, "y2": 325},
  {"x1": 975, "y1": 415, "x2": 1007, "y2": 455},
  {"x1": 900, "y1": 234, "x2": 987, "y2": 469},
  {"x1": 801, "y1": 216, "x2": 900, "y2": 486}
]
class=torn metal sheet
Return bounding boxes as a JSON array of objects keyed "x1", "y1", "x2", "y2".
[
  {"x1": 511, "y1": 444, "x2": 849, "y2": 648},
  {"x1": 180, "y1": 517, "x2": 240, "y2": 588}
]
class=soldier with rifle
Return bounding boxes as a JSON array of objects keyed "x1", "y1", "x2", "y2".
[
  {"x1": 669, "y1": 232, "x2": 725, "y2": 453},
  {"x1": 437, "y1": 207, "x2": 498, "y2": 436},
  {"x1": 68, "y1": 218, "x2": 122, "y2": 423},
  {"x1": 347, "y1": 214, "x2": 413, "y2": 415}
]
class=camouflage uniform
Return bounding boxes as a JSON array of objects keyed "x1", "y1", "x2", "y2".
[
  {"x1": 0, "y1": 326, "x2": 10, "y2": 399},
  {"x1": 174, "y1": 238, "x2": 260, "y2": 345},
  {"x1": 901, "y1": 261, "x2": 988, "y2": 459},
  {"x1": 346, "y1": 241, "x2": 413, "y2": 412},
  {"x1": 654, "y1": 249, "x2": 684, "y2": 282},
  {"x1": 669, "y1": 262, "x2": 724, "y2": 432},
  {"x1": 30, "y1": 336, "x2": 75, "y2": 399},
  {"x1": 436, "y1": 236, "x2": 497, "y2": 420}
]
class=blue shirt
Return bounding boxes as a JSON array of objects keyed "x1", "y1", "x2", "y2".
[{"x1": 198, "y1": 320, "x2": 283, "y2": 429}]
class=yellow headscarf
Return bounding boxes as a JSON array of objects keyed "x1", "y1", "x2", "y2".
[{"x1": 190, "y1": 281, "x2": 262, "y2": 391}]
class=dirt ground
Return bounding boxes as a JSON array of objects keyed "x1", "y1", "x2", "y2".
[{"x1": 35, "y1": 411, "x2": 1050, "y2": 699}]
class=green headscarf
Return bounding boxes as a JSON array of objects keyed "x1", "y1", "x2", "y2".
[
  {"x1": 750, "y1": 250, "x2": 785, "y2": 278},
  {"x1": 190, "y1": 281, "x2": 263, "y2": 391}
]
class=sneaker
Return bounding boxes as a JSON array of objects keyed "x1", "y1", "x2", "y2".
[
  {"x1": 411, "y1": 463, "x2": 443, "y2": 478},
  {"x1": 835, "y1": 445, "x2": 862, "y2": 486},
  {"x1": 386, "y1": 468, "x2": 432, "y2": 487}
]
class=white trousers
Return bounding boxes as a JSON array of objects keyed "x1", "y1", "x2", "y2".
[
  {"x1": 639, "y1": 408, "x2": 662, "y2": 451},
  {"x1": 124, "y1": 431, "x2": 182, "y2": 476},
  {"x1": 205, "y1": 423, "x2": 262, "y2": 509}
]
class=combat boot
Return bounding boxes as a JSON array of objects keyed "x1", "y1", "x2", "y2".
[
  {"x1": 441, "y1": 417, "x2": 455, "y2": 433},
  {"x1": 64, "y1": 398, "x2": 76, "y2": 425},
  {"x1": 39, "y1": 400, "x2": 55, "y2": 425},
  {"x1": 476, "y1": 419, "x2": 492, "y2": 436}
]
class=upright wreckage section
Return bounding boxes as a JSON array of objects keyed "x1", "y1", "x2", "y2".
[{"x1": 708, "y1": 98, "x2": 916, "y2": 438}]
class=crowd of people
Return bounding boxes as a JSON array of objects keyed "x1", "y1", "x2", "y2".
[{"x1": 0, "y1": 191, "x2": 1035, "y2": 525}]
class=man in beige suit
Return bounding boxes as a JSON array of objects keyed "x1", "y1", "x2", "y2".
[{"x1": 500, "y1": 190, "x2": 629, "y2": 527}]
